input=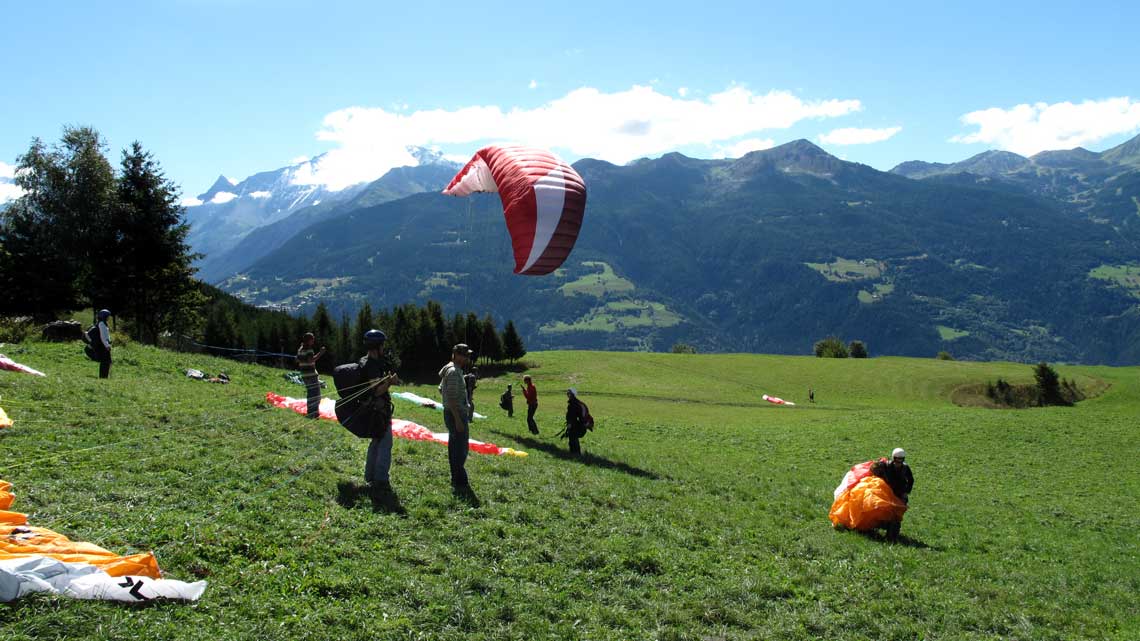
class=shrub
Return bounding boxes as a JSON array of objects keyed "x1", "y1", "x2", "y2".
[
  {"x1": 671, "y1": 343, "x2": 697, "y2": 354},
  {"x1": 813, "y1": 336, "x2": 848, "y2": 358},
  {"x1": 848, "y1": 340, "x2": 868, "y2": 358},
  {"x1": 936, "y1": 351, "x2": 955, "y2": 360},
  {"x1": 1034, "y1": 362, "x2": 1070, "y2": 407},
  {"x1": 0, "y1": 316, "x2": 34, "y2": 343}
]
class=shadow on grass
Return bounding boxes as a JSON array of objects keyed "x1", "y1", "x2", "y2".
[
  {"x1": 850, "y1": 528, "x2": 938, "y2": 550},
  {"x1": 335, "y1": 480, "x2": 406, "y2": 515},
  {"x1": 489, "y1": 430, "x2": 664, "y2": 480}
]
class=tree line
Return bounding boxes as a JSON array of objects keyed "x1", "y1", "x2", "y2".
[{"x1": 199, "y1": 287, "x2": 526, "y2": 382}]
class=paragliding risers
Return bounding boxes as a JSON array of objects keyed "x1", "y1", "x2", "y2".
[{"x1": 828, "y1": 461, "x2": 908, "y2": 531}]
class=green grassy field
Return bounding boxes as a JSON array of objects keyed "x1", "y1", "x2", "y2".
[{"x1": 1, "y1": 343, "x2": 1138, "y2": 640}]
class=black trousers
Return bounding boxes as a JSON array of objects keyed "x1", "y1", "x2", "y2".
[
  {"x1": 98, "y1": 356, "x2": 112, "y2": 379},
  {"x1": 526, "y1": 404, "x2": 538, "y2": 434}
]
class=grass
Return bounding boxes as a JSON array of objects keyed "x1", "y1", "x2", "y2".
[
  {"x1": 1089, "y1": 264, "x2": 1140, "y2": 298},
  {"x1": 805, "y1": 258, "x2": 884, "y2": 283},
  {"x1": 558, "y1": 262, "x2": 636, "y2": 298},
  {"x1": 937, "y1": 325, "x2": 971, "y2": 341},
  {"x1": 539, "y1": 301, "x2": 682, "y2": 334},
  {"x1": 857, "y1": 282, "x2": 895, "y2": 304},
  {"x1": 1, "y1": 343, "x2": 1138, "y2": 640}
]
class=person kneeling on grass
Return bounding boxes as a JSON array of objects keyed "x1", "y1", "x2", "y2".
[{"x1": 871, "y1": 447, "x2": 914, "y2": 540}]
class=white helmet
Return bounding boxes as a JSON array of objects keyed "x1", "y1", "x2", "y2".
[{"x1": 891, "y1": 448, "x2": 907, "y2": 460}]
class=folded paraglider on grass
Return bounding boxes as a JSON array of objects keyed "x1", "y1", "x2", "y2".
[
  {"x1": 0, "y1": 480, "x2": 206, "y2": 603},
  {"x1": 828, "y1": 460, "x2": 908, "y2": 531}
]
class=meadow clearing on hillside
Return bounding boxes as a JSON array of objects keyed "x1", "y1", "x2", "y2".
[{"x1": 1, "y1": 343, "x2": 1138, "y2": 640}]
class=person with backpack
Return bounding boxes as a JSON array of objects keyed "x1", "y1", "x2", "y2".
[
  {"x1": 464, "y1": 365, "x2": 478, "y2": 421},
  {"x1": 85, "y1": 309, "x2": 113, "y2": 379},
  {"x1": 348, "y1": 330, "x2": 403, "y2": 497},
  {"x1": 523, "y1": 375, "x2": 539, "y2": 435},
  {"x1": 499, "y1": 384, "x2": 515, "y2": 417},
  {"x1": 439, "y1": 344, "x2": 475, "y2": 499},
  {"x1": 296, "y1": 332, "x2": 327, "y2": 419},
  {"x1": 561, "y1": 388, "x2": 593, "y2": 457}
]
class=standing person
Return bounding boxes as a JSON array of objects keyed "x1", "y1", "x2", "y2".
[
  {"x1": 464, "y1": 365, "x2": 478, "y2": 421},
  {"x1": 871, "y1": 447, "x2": 914, "y2": 540},
  {"x1": 439, "y1": 344, "x2": 475, "y2": 498},
  {"x1": 809, "y1": 386, "x2": 815, "y2": 403},
  {"x1": 500, "y1": 384, "x2": 515, "y2": 418},
  {"x1": 523, "y1": 375, "x2": 539, "y2": 435},
  {"x1": 562, "y1": 388, "x2": 590, "y2": 457},
  {"x1": 296, "y1": 333, "x2": 327, "y2": 419},
  {"x1": 359, "y1": 330, "x2": 401, "y2": 496},
  {"x1": 88, "y1": 309, "x2": 113, "y2": 379}
]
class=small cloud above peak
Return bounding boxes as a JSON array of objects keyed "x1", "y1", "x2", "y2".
[
  {"x1": 819, "y1": 126, "x2": 902, "y2": 145},
  {"x1": 528, "y1": 79, "x2": 538, "y2": 90}
]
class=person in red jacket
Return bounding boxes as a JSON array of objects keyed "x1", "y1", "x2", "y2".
[{"x1": 523, "y1": 375, "x2": 539, "y2": 435}]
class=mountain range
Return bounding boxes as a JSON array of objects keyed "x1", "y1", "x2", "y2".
[{"x1": 193, "y1": 134, "x2": 1140, "y2": 364}]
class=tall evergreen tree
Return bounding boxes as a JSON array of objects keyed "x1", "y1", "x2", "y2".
[
  {"x1": 114, "y1": 142, "x2": 202, "y2": 343},
  {"x1": 480, "y1": 314, "x2": 504, "y2": 364},
  {"x1": 501, "y1": 320, "x2": 526, "y2": 362},
  {"x1": 353, "y1": 302, "x2": 374, "y2": 356}
]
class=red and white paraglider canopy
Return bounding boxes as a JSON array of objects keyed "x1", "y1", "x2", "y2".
[{"x1": 443, "y1": 145, "x2": 587, "y2": 276}]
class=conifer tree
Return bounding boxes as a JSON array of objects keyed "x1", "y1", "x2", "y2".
[
  {"x1": 501, "y1": 320, "x2": 526, "y2": 362},
  {"x1": 480, "y1": 314, "x2": 504, "y2": 364}
]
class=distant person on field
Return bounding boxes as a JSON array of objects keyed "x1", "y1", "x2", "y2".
[
  {"x1": 87, "y1": 309, "x2": 113, "y2": 379},
  {"x1": 871, "y1": 447, "x2": 914, "y2": 540},
  {"x1": 561, "y1": 388, "x2": 592, "y2": 457},
  {"x1": 464, "y1": 365, "x2": 478, "y2": 421},
  {"x1": 500, "y1": 384, "x2": 515, "y2": 418},
  {"x1": 359, "y1": 330, "x2": 401, "y2": 497},
  {"x1": 809, "y1": 386, "x2": 815, "y2": 403},
  {"x1": 523, "y1": 375, "x2": 539, "y2": 435},
  {"x1": 296, "y1": 332, "x2": 327, "y2": 419},
  {"x1": 439, "y1": 344, "x2": 476, "y2": 498}
]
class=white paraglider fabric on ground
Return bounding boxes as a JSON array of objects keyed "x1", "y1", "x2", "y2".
[{"x1": 0, "y1": 556, "x2": 206, "y2": 603}]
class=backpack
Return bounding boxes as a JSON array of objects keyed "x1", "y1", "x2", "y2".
[
  {"x1": 499, "y1": 390, "x2": 511, "y2": 410},
  {"x1": 331, "y1": 359, "x2": 391, "y2": 439},
  {"x1": 580, "y1": 401, "x2": 594, "y2": 431},
  {"x1": 83, "y1": 325, "x2": 104, "y2": 361}
]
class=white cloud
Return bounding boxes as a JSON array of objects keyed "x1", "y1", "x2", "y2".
[
  {"x1": 181, "y1": 197, "x2": 203, "y2": 207},
  {"x1": 950, "y1": 97, "x2": 1140, "y2": 155},
  {"x1": 210, "y1": 191, "x2": 238, "y2": 204},
  {"x1": 677, "y1": 87, "x2": 689, "y2": 98},
  {"x1": 818, "y1": 126, "x2": 902, "y2": 145},
  {"x1": 715, "y1": 137, "x2": 776, "y2": 158},
  {"x1": 290, "y1": 155, "x2": 310, "y2": 165},
  {"x1": 0, "y1": 161, "x2": 21, "y2": 204},
  {"x1": 295, "y1": 85, "x2": 862, "y2": 190},
  {"x1": 248, "y1": 190, "x2": 272, "y2": 199},
  {"x1": 225, "y1": 176, "x2": 237, "y2": 185},
  {"x1": 528, "y1": 79, "x2": 537, "y2": 90}
]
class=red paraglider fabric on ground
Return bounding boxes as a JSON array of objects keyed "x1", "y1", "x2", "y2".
[{"x1": 266, "y1": 392, "x2": 526, "y2": 457}]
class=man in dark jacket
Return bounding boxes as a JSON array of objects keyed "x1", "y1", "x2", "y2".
[
  {"x1": 562, "y1": 388, "x2": 590, "y2": 457},
  {"x1": 359, "y1": 330, "x2": 400, "y2": 496},
  {"x1": 871, "y1": 447, "x2": 914, "y2": 540}
]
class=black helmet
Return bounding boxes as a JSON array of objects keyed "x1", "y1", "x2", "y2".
[
  {"x1": 364, "y1": 329, "x2": 387, "y2": 347},
  {"x1": 97, "y1": 309, "x2": 111, "y2": 321}
]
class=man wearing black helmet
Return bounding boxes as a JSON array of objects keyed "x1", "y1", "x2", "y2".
[{"x1": 360, "y1": 329, "x2": 401, "y2": 496}]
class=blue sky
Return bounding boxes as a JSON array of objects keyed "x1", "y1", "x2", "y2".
[{"x1": 3, "y1": 0, "x2": 1139, "y2": 200}]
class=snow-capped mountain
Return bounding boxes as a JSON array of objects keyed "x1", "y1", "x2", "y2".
[
  {"x1": 183, "y1": 154, "x2": 368, "y2": 262},
  {"x1": 185, "y1": 147, "x2": 460, "y2": 276}
]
